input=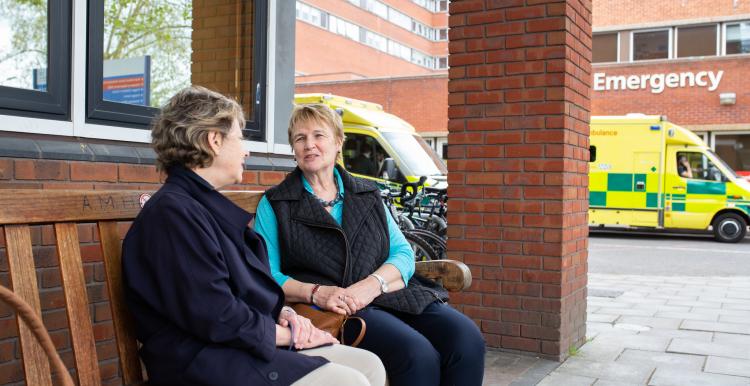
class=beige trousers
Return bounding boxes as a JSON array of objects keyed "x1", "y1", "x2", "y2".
[{"x1": 292, "y1": 344, "x2": 386, "y2": 386}]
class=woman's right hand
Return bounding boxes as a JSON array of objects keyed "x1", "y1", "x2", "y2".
[
  {"x1": 313, "y1": 285, "x2": 361, "y2": 315},
  {"x1": 298, "y1": 328, "x2": 339, "y2": 349}
]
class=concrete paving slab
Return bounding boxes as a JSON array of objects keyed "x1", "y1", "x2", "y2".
[
  {"x1": 697, "y1": 296, "x2": 750, "y2": 305},
  {"x1": 667, "y1": 338, "x2": 750, "y2": 360},
  {"x1": 704, "y1": 356, "x2": 750, "y2": 378},
  {"x1": 666, "y1": 300, "x2": 723, "y2": 309},
  {"x1": 689, "y1": 307, "x2": 750, "y2": 317},
  {"x1": 616, "y1": 296, "x2": 668, "y2": 305},
  {"x1": 617, "y1": 316, "x2": 683, "y2": 330},
  {"x1": 615, "y1": 348, "x2": 705, "y2": 371},
  {"x1": 649, "y1": 368, "x2": 749, "y2": 386},
  {"x1": 556, "y1": 358, "x2": 654, "y2": 384},
  {"x1": 593, "y1": 380, "x2": 644, "y2": 386},
  {"x1": 713, "y1": 332, "x2": 750, "y2": 346},
  {"x1": 636, "y1": 328, "x2": 713, "y2": 342},
  {"x1": 634, "y1": 304, "x2": 692, "y2": 313},
  {"x1": 654, "y1": 311, "x2": 718, "y2": 322},
  {"x1": 647, "y1": 294, "x2": 698, "y2": 301},
  {"x1": 681, "y1": 320, "x2": 750, "y2": 334},
  {"x1": 588, "y1": 313, "x2": 620, "y2": 323},
  {"x1": 722, "y1": 303, "x2": 750, "y2": 311},
  {"x1": 587, "y1": 322, "x2": 639, "y2": 338},
  {"x1": 597, "y1": 308, "x2": 658, "y2": 317},
  {"x1": 718, "y1": 315, "x2": 750, "y2": 324},
  {"x1": 571, "y1": 341, "x2": 626, "y2": 363},
  {"x1": 536, "y1": 372, "x2": 596, "y2": 386},
  {"x1": 592, "y1": 334, "x2": 671, "y2": 351}
]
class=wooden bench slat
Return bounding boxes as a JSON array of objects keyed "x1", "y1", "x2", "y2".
[
  {"x1": 55, "y1": 223, "x2": 101, "y2": 386},
  {"x1": 4, "y1": 225, "x2": 54, "y2": 386},
  {"x1": 98, "y1": 221, "x2": 144, "y2": 385},
  {"x1": 0, "y1": 190, "x2": 263, "y2": 225}
]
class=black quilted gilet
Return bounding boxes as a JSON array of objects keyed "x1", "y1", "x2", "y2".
[{"x1": 265, "y1": 166, "x2": 447, "y2": 314}]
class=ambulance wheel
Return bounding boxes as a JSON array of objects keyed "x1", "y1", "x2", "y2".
[{"x1": 712, "y1": 213, "x2": 747, "y2": 243}]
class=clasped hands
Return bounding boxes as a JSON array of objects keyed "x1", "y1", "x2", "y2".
[
  {"x1": 312, "y1": 280, "x2": 379, "y2": 316},
  {"x1": 278, "y1": 306, "x2": 337, "y2": 350}
]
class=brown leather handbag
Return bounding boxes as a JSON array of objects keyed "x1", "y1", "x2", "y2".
[{"x1": 290, "y1": 303, "x2": 367, "y2": 347}]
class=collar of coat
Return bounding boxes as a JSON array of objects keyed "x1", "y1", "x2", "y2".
[
  {"x1": 266, "y1": 164, "x2": 381, "y2": 232},
  {"x1": 165, "y1": 165, "x2": 254, "y2": 237}
]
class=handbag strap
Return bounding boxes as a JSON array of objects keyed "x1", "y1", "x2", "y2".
[{"x1": 340, "y1": 316, "x2": 367, "y2": 347}]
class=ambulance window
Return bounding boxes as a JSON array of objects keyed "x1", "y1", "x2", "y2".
[
  {"x1": 678, "y1": 152, "x2": 726, "y2": 182},
  {"x1": 589, "y1": 146, "x2": 596, "y2": 162},
  {"x1": 343, "y1": 133, "x2": 387, "y2": 178}
]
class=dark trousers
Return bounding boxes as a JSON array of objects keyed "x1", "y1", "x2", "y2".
[{"x1": 344, "y1": 301, "x2": 485, "y2": 386}]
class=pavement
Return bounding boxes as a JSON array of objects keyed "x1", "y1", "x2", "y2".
[{"x1": 482, "y1": 273, "x2": 750, "y2": 385}]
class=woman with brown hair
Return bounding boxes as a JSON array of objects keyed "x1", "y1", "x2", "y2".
[{"x1": 122, "y1": 86, "x2": 385, "y2": 386}]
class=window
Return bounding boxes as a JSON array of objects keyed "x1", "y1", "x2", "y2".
[
  {"x1": 329, "y1": 16, "x2": 360, "y2": 41},
  {"x1": 677, "y1": 25, "x2": 717, "y2": 57},
  {"x1": 632, "y1": 29, "x2": 670, "y2": 61},
  {"x1": 677, "y1": 152, "x2": 727, "y2": 182},
  {"x1": 714, "y1": 134, "x2": 750, "y2": 173},
  {"x1": 726, "y1": 22, "x2": 750, "y2": 55},
  {"x1": 343, "y1": 133, "x2": 387, "y2": 178},
  {"x1": 437, "y1": 57, "x2": 448, "y2": 70},
  {"x1": 592, "y1": 33, "x2": 618, "y2": 63},
  {"x1": 388, "y1": 9, "x2": 411, "y2": 30},
  {"x1": 365, "y1": 0, "x2": 388, "y2": 19},
  {"x1": 364, "y1": 31, "x2": 387, "y2": 52},
  {"x1": 438, "y1": 28, "x2": 449, "y2": 41},
  {"x1": 297, "y1": 2, "x2": 327, "y2": 28},
  {"x1": 0, "y1": 1, "x2": 70, "y2": 120},
  {"x1": 87, "y1": 0, "x2": 268, "y2": 140},
  {"x1": 388, "y1": 40, "x2": 411, "y2": 60}
]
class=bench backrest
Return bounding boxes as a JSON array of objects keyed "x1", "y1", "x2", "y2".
[{"x1": 0, "y1": 189, "x2": 262, "y2": 386}]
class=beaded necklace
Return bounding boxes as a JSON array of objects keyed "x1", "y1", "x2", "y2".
[{"x1": 313, "y1": 182, "x2": 344, "y2": 208}]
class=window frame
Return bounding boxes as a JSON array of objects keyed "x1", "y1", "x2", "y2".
[
  {"x1": 0, "y1": 0, "x2": 72, "y2": 121},
  {"x1": 592, "y1": 32, "x2": 620, "y2": 64},
  {"x1": 630, "y1": 27, "x2": 673, "y2": 62},
  {"x1": 675, "y1": 23, "x2": 719, "y2": 58},
  {"x1": 85, "y1": 0, "x2": 268, "y2": 141},
  {"x1": 722, "y1": 20, "x2": 750, "y2": 56}
]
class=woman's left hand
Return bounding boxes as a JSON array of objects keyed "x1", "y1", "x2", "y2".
[
  {"x1": 278, "y1": 306, "x2": 314, "y2": 349},
  {"x1": 345, "y1": 278, "x2": 380, "y2": 310}
]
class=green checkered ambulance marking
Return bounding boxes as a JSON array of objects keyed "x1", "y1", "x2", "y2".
[
  {"x1": 607, "y1": 173, "x2": 633, "y2": 191},
  {"x1": 590, "y1": 191, "x2": 607, "y2": 206},
  {"x1": 672, "y1": 203, "x2": 686, "y2": 212},
  {"x1": 646, "y1": 193, "x2": 659, "y2": 208},
  {"x1": 687, "y1": 180, "x2": 726, "y2": 195}
]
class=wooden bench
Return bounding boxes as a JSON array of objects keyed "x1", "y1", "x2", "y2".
[{"x1": 0, "y1": 189, "x2": 471, "y2": 385}]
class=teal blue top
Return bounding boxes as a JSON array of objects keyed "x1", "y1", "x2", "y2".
[{"x1": 254, "y1": 168, "x2": 414, "y2": 287}]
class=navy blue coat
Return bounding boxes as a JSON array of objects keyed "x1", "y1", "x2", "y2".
[{"x1": 122, "y1": 166, "x2": 327, "y2": 385}]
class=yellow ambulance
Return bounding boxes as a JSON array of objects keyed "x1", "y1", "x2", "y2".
[
  {"x1": 294, "y1": 93, "x2": 447, "y2": 189},
  {"x1": 589, "y1": 114, "x2": 750, "y2": 242}
]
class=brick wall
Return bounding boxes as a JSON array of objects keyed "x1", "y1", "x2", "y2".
[
  {"x1": 592, "y1": 57, "x2": 750, "y2": 127},
  {"x1": 0, "y1": 158, "x2": 284, "y2": 385},
  {"x1": 593, "y1": 0, "x2": 750, "y2": 28},
  {"x1": 192, "y1": 0, "x2": 256, "y2": 118},
  {"x1": 447, "y1": 0, "x2": 591, "y2": 361},
  {"x1": 295, "y1": 75, "x2": 449, "y2": 134}
]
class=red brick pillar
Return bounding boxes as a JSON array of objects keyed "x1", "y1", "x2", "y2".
[{"x1": 447, "y1": 0, "x2": 591, "y2": 361}]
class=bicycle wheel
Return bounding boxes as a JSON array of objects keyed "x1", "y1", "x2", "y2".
[
  {"x1": 403, "y1": 231, "x2": 440, "y2": 262},
  {"x1": 407, "y1": 229, "x2": 447, "y2": 260}
]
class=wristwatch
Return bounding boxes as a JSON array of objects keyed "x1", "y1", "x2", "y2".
[{"x1": 369, "y1": 273, "x2": 388, "y2": 294}]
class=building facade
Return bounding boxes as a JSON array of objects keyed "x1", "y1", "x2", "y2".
[
  {"x1": 297, "y1": 1, "x2": 750, "y2": 174},
  {"x1": 592, "y1": 0, "x2": 750, "y2": 174}
]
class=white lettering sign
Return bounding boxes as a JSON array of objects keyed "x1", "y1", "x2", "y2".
[{"x1": 593, "y1": 70, "x2": 723, "y2": 94}]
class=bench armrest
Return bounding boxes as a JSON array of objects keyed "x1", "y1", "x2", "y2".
[{"x1": 414, "y1": 260, "x2": 472, "y2": 292}]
